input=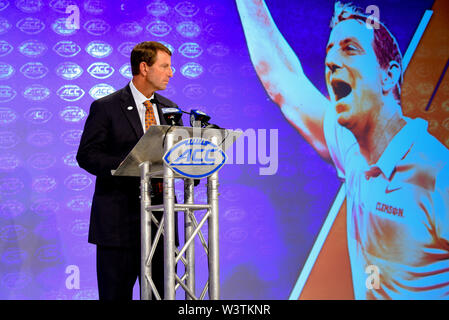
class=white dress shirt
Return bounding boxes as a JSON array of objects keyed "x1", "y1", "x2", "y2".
[{"x1": 129, "y1": 80, "x2": 160, "y2": 131}]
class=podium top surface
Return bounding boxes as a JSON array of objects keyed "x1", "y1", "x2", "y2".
[{"x1": 112, "y1": 125, "x2": 241, "y2": 177}]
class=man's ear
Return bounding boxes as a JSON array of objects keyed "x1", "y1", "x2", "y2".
[
  {"x1": 381, "y1": 61, "x2": 401, "y2": 94},
  {"x1": 139, "y1": 61, "x2": 148, "y2": 76}
]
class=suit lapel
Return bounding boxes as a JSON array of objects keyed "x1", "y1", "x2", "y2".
[{"x1": 120, "y1": 84, "x2": 144, "y2": 138}]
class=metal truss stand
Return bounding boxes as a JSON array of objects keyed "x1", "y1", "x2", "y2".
[{"x1": 112, "y1": 125, "x2": 241, "y2": 300}]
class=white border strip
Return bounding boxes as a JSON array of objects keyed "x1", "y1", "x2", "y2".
[{"x1": 403, "y1": 10, "x2": 433, "y2": 69}]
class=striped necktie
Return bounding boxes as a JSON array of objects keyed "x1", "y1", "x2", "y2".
[
  {"x1": 143, "y1": 99, "x2": 163, "y2": 193},
  {"x1": 143, "y1": 99, "x2": 157, "y2": 131}
]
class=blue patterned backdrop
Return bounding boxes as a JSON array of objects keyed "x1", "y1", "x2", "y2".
[{"x1": 0, "y1": 0, "x2": 433, "y2": 299}]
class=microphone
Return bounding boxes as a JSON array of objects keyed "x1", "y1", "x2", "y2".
[
  {"x1": 150, "y1": 96, "x2": 183, "y2": 126},
  {"x1": 189, "y1": 109, "x2": 220, "y2": 129},
  {"x1": 160, "y1": 107, "x2": 183, "y2": 126},
  {"x1": 152, "y1": 95, "x2": 220, "y2": 129}
]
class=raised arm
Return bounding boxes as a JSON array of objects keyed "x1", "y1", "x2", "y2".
[{"x1": 236, "y1": 0, "x2": 331, "y2": 160}]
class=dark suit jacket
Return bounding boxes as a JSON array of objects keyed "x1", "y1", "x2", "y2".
[{"x1": 76, "y1": 84, "x2": 181, "y2": 248}]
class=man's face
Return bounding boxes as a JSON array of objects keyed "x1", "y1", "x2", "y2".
[
  {"x1": 325, "y1": 19, "x2": 384, "y2": 132},
  {"x1": 144, "y1": 50, "x2": 173, "y2": 92}
]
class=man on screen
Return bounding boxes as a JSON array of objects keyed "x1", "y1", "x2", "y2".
[
  {"x1": 236, "y1": 0, "x2": 449, "y2": 299},
  {"x1": 77, "y1": 41, "x2": 180, "y2": 300}
]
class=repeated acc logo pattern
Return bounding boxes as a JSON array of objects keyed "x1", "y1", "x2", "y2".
[{"x1": 0, "y1": 0, "x2": 228, "y2": 300}]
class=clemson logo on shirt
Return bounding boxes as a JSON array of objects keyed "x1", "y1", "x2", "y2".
[{"x1": 376, "y1": 202, "x2": 404, "y2": 218}]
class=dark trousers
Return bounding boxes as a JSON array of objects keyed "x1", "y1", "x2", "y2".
[
  {"x1": 95, "y1": 193, "x2": 177, "y2": 300},
  {"x1": 96, "y1": 196, "x2": 166, "y2": 300},
  {"x1": 96, "y1": 239, "x2": 165, "y2": 300}
]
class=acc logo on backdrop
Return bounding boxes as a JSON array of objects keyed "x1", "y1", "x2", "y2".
[
  {"x1": 49, "y1": 0, "x2": 76, "y2": 13},
  {"x1": 207, "y1": 42, "x2": 230, "y2": 57},
  {"x1": 209, "y1": 63, "x2": 231, "y2": 78},
  {"x1": 181, "y1": 62, "x2": 203, "y2": 79},
  {"x1": 89, "y1": 83, "x2": 115, "y2": 99},
  {"x1": 16, "y1": 17, "x2": 45, "y2": 34},
  {"x1": 175, "y1": 1, "x2": 199, "y2": 17},
  {"x1": 117, "y1": 21, "x2": 142, "y2": 37},
  {"x1": 56, "y1": 61, "x2": 83, "y2": 80},
  {"x1": 24, "y1": 107, "x2": 52, "y2": 124},
  {"x1": 118, "y1": 41, "x2": 136, "y2": 57},
  {"x1": 0, "y1": 177, "x2": 24, "y2": 195},
  {"x1": 32, "y1": 175, "x2": 57, "y2": 193},
  {"x1": 0, "y1": 226, "x2": 28, "y2": 243},
  {"x1": 0, "y1": 199, "x2": 25, "y2": 219},
  {"x1": 0, "y1": 62, "x2": 14, "y2": 80},
  {"x1": 30, "y1": 198, "x2": 59, "y2": 217},
  {"x1": 0, "y1": 107, "x2": 17, "y2": 125},
  {"x1": 147, "y1": 1, "x2": 169, "y2": 16},
  {"x1": 183, "y1": 84, "x2": 206, "y2": 100},
  {"x1": 64, "y1": 174, "x2": 92, "y2": 191},
  {"x1": 19, "y1": 39, "x2": 47, "y2": 57},
  {"x1": 146, "y1": 20, "x2": 171, "y2": 37},
  {"x1": 35, "y1": 244, "x2": 61, "y2": 263},
  {"x1": 57, "y1": 84, "x2": 85, "y2": 101},
  {"x1": 70, "y1": 219, "x2": 89, "y2": 236},
  {"x1": 87, "y1": 62, "x2": 114, "y2": 79},
  {"x1": 62, "y1": 151, "x2": 78, "y2": 167},
  {"x1": 27, "y1": 130, "x2": 53, "y2": 147},
  {"x1": 66, "y1": 195, "x2": 91, "y2": 212},
  {"x1": 60, "y1": 129, "x2": 82, "y2": 146},
  {"x1": 16, "y1": 0, "x2": 43, "y2": 13},
  {"x1": 1, "y1": 248, "x2": 28, "y2": 265},
  {"x1": 34, "y1": 220, "x2": 59, "y2": 240},
  {"x1": 176, "y1": 21, "x2": 200, "y2": 38},
  {"x1": 85, "y1": 40, "x2": 112, "y2": 58},
  {"x1": 119, "y1": 63, "x2": 132, "y2": 79},
  {"x1": 23, "y1": 84, "x2": 50, "y2": 101},
  {"x1": 0, "y1": 0, "x2": 10, "y2": 11},
  {"x1": 1, "y1": 271, "x2": 31, "y2": 290},
  {"x1": 0, "y1": 17, "x2": 11, "y2": 34},
  {"x1": 84, "y1": 18, "x2": 110, "y2": 36},
  {"x1": 59, "y1": 106, "x2": 87, "y2": 123},
  {"x1": 0, "y1": 85, "x2": 16, "y2": 102},
  {"x1": 84, "y1": 0, "x2": 105, "y2": 14},
  {"x1": 0, "y1": 153, "x2": 20, "y2": 170},
  {"x1": 0, "y1": 40, "x2": 13, "y2": 57},
  {"x1": 163, "y1": 138, "x2": 227, "y2": 179},
  {"x1": 179, "y1": 42, "x2": 203, "y2": 58},
  {"x1": 0, "y1": 131, "x2": 19, "y2": 149},
  {"x1": 52, "y1": 17, "x2": 77, "y2": 36},
  {"x1": 28, "y1": 152, "x2": 56, "y2": 170},
  {"x1": 53, "y1": 40, "x2": 81, "y2": 57},
  {"x1": 20, "y1": 62, "x2": 48, "y2": 79}
]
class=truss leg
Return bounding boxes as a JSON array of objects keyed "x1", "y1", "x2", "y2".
[
  {"x1": 208, "y1": 138, "x2": 220, "y2": 299},
  {"x1": 184, "y1": 178, "x2": 195, "y2": 300},
  {"x1": 140, "y1": 161, "x2": 152, "y2": 300},
  {"x1": 163, "y1": 133, "x2": 176, "y2": 300}
]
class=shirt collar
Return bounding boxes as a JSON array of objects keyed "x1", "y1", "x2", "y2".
[
  {"x1": 129, "y1": 80, "x2": 154, "y2": 106},
  {"x1": 368, "y1": 117, "x2": 427, "y2": 180}
]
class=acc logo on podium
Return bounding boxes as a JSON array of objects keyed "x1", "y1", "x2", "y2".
[{"x1": 163, "y1": 138, "x2": 226, "y2": 179}]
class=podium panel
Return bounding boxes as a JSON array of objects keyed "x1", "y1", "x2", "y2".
[{"x1": 113, "y1": 125, "x2": 241, "y2": 300}]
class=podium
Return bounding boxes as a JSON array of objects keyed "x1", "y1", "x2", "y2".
[{"x1": 112, "y1": 125, "x2": 241, "y2": 300}]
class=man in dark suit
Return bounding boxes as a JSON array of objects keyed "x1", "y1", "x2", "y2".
[{"x1": 76, "y1": 41, "x2": 180, "y2": 300}]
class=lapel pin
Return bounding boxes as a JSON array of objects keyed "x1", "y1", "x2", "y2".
[{"x1": 127, "y1": 106, "x2": 133, "y2": 110}]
